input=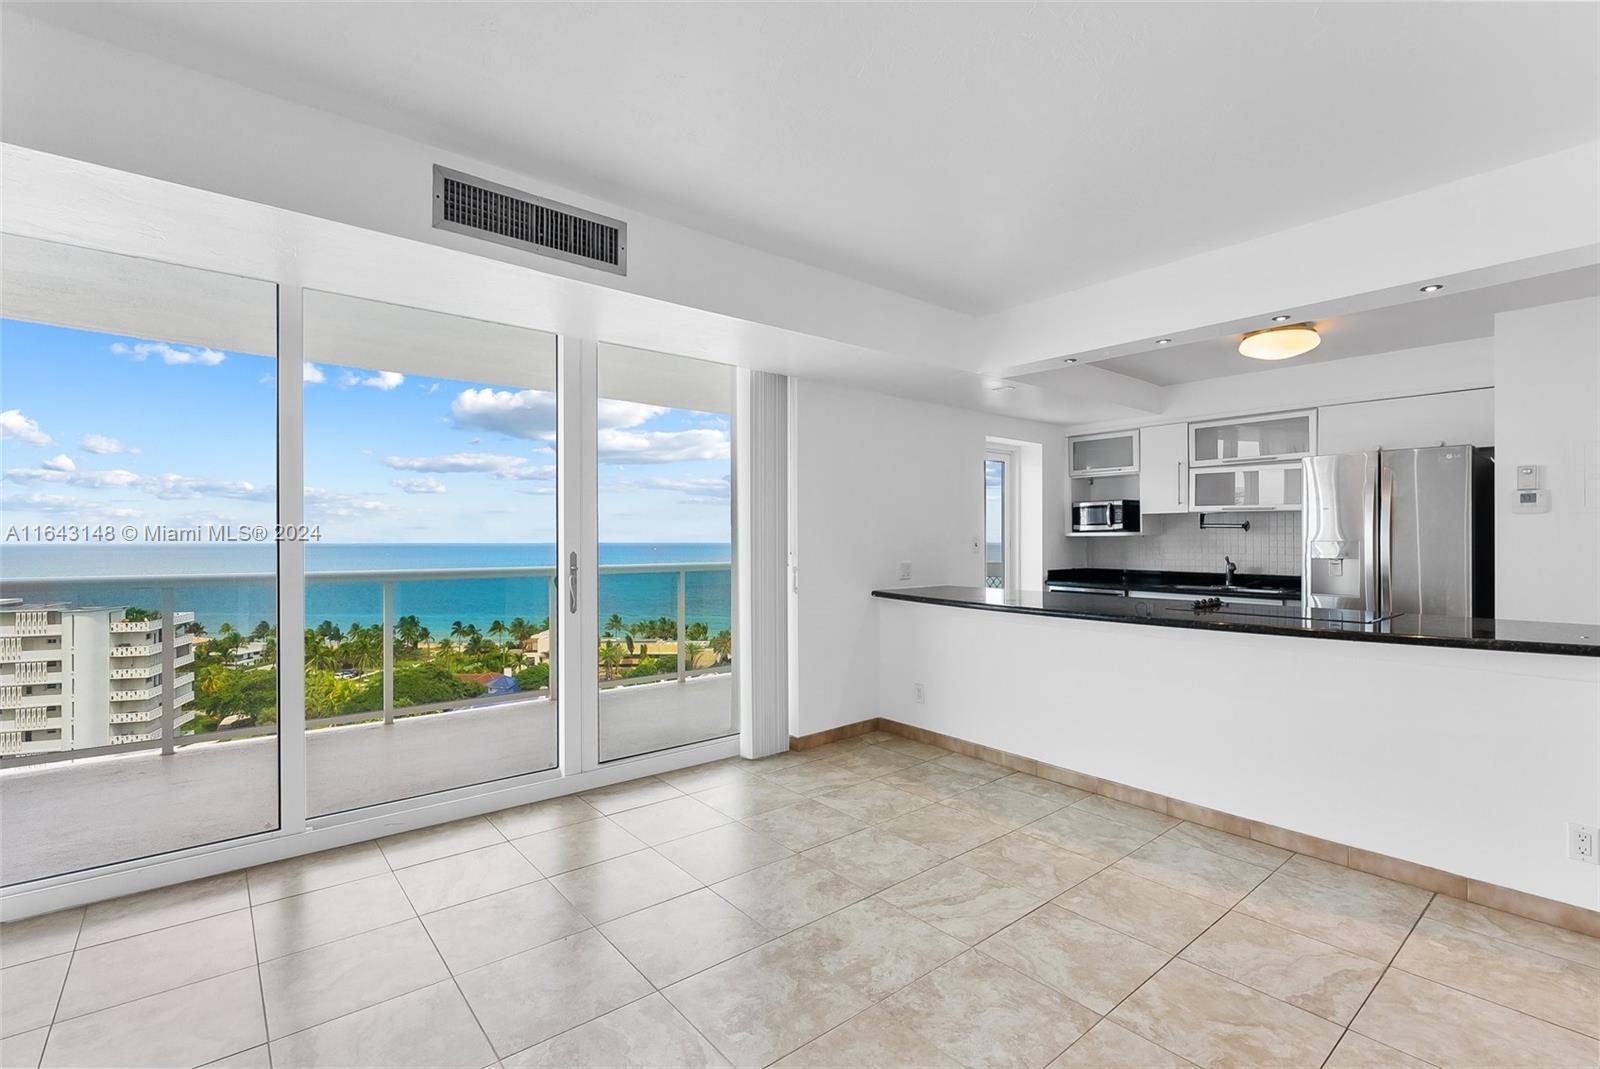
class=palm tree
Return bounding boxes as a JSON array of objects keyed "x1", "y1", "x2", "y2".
[
  {"x1": 605, "y1": 613, "x2": 624, "y2": 636},
  {"x1": 599, "y1": 639, "x2": 624, "y2": 681},
  {"x1": 683, "y1": 640, "x2": 707, "y2": 671},
  {"x1": 250, "y1": 620, "x2": 273, "y2": 642},
  {"x1": 488, "y1": 619, "x2": 509, "y2": 668},
  {"x1": 509, "y1": 617, "x2": 532, "y2": 644},
  {"x1": 710, "y1": 629, "x2": 732, "y2": 663},
  {"x1": 396, "y1": 615, "x2": 423, "y2": 655},
  {"x1": 449, "y1": 620, "x2": 468, "y2": 652}
]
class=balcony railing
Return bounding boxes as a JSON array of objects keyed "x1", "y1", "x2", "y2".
[{"x1": 0, "y1": 561, "x2": 732, "y2": 768}]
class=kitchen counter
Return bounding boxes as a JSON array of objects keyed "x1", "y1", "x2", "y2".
[{"x1": 872, "y1": 585, "x2": 1600, "y2": 657}]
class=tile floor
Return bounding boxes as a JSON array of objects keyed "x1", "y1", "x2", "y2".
[{"x1": 2, "y1": 731, "x2": 1597, "y2": 1068}]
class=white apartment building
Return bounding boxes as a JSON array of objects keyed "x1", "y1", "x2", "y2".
[{"x1": 0, "y1": 602, "x2": 195, "y2": 758}]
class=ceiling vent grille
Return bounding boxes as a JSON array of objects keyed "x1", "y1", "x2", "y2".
[{"x1": 432, "y1": 165, "x2": 627, "y2": 275}]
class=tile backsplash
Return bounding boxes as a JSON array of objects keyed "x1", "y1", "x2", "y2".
[{"x1": 1085, "y1": 510, "x2": 1303, "y2": 576}]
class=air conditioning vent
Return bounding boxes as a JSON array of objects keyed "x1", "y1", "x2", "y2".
[{"x1": 432, "y1": 165, "x2": 627, "y2": 275}]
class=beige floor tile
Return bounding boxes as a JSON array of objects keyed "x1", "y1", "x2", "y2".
[
  {"x1": 1426, "y1": 894, "x2": 1600, "y2": 970},
  {"x1": 1163, "y1": 821, "x2": 1291, "y2": 870},
  {"x1": 880, "y1": 760, "x2": 999, "y2": 800},
  {"x1": 812, "y1": 780, "x2": 928, "y2": 824},
  {"x1": 1113, "y1": 833, "x2": 1275, "y2": 906},
  {"x1": 1110, "y1": 958, "x2": 1343, "y2": 1068},
  {"x1": 773, "y1": 1003, "x2": 965, "y2": 1069},
  {"x1": 801, "y1": 827, "x2": 944, "y2": 891},
  {"x1": 580, "y1": 776, "x2": 683, "y2": 815},
  {"x1": 549, "y1": 849, "x2": 701, "y2": 924},
  {"x1": 77, "y1": 872, "x2": 249, "y2": 948},
  {"x1": 1055, "y1": 868, "x2": 1225, "y2": 954},
  {"x1": 934, "y1": 753, "x2": 1011, "y2": 782},
  {"x1": 712, "y1": 856, "x2": 866, "y2": 933},
  {"x1": 879, "y1": 950, "x2": 1098, "y2": 1069},
  {"x1": 269, "y1": 979, "x2": 496, "y2": 1069},
  {"x1": 202, "y1": 1044, "x2": 272, "y2": 1068},
  {"x1": 1393, "y1": 916, "x2": 1600, "y2": 1037},
  {"x1": 660, "y1": 758, "x2": 759, "y2": 794},
  {"x1": 996, "y1": 773, "x2": 1090, "y2": 806},
  {"x1": 0, "y1": 909, "x2": 81, "y2": 969},
  {"x1": 509, "y1": 816, "x2": 644, "y2": 876},
  {"x1": 943, "y1": 782, "x2": 1067, "y2": 828},
  {"x1": 600, "y1": 888, "x2": 774, "y2": 987},
  {"x1": 1071, "y1": 795, "x2": 1179, "y2": 836},
  {"x1": 878, "y1": 860, "x2": 1046, "y2": 945},
  {"x1": 1048, "y1": 1020, "x2": 1194, "y2": 1068},
  {"x1": 1352, "y1": 969, "x2": 1599, "y2": 1068},
  {"x1": 608, "y1": 795, "x2": 731, "y2": 846},
  {"x1": 421, "y1": 881, "x2": 591, "y2": 974},
  {"x1": 956, "y1": 830, "x2": 1105, "y2": 898},
  {"x1": 0, "y1": 1027, "x2": 48, "y2": 1069},
  {"x1": 246, "y1": 841, "x2": 389, "y2": 905},
  {"x1": 741, "y1": 800, "x2": 865, "y2": 851},
  {"x1": 655, "y1": 823, "x2": 794, "y2": 884},
  {"x1": 1323, "y1": 1030, "x2": 1435, "y2": 1068},
  {"x1": 692, "y1": 776, "x2": 808, "y2": 819},
  {"x1": 1, "y1": 952, "x2": 70, "y2": 1037},
  {"x1": 1022, "y1": 806, "x2": 1158, "y2": 863},
  {"x1": 874, "y1": 738, "x2": 952, "y2": 762},
  {"x1": 877, "y1": 805, "x2": 1010, "y2": 859},
  {"x1": 251, "y1": 870, "x2": 416, "y2": 961},
  {"x1": 56, "y1": 908, "x2": 256, "y2": 1021},
  {"x1": 740, "y1": 750, "x2": 823, "y2": 774},
  {"x1": 856, "y1": 729, "x2": 900, "y2": 744},
  {"x1": 979, "y1": 904, "x2": 1170, "y2": 1014},
  {"x1": 456, "y1": 929, "x2": 653, "y2": 1059},
  {"x1": 1236, "y1": 863, "x2": 1430, "y2": 964},
  {"x1": 41, "y1": 967, "x2": 264, "y2": 1069},
  {"x1": 763, "y1": 760, "x2": 868, "y2": 797},
  {"x1": 505, "y1": 992, "x2": 731, "y2": 1068},
  {"x1": 258, "y1": 918, "x2": 447, "y2": 1038},
  {"x1": 1180, "y1": 911, "x2": 1384, "y2": 1024},
  {"x1": 377, "y1": 815, "x2": 505, "y2": 869},
  {"x1": 818, "y1": 745, "x2": 924, "y2": 778},
  {"x1": 663, "y1": 938, "x2": 871, "y2": 1068},
  {"x1": 486, "y1": 794, "x2": 602, "y2": 839},
  {"x1": 777, "y1": 897, "x2": 966, "y2": 1001},
  {"x1": 798, "y1": 739, "x2": 871, "y2": 760},
  {"x1": 394, "y1": 842, "x2": 542, "y2": 914}
]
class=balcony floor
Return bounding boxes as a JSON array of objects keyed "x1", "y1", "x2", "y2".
[{"x1": 0, "y1": 674, "x2": 733, "y2": 886}]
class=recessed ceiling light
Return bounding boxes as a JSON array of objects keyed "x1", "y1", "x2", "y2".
[
  {"x1": 1271, "y1": 314, "x2": 1292, "y2": 322},
  {"x1": 1063, "y1": 357, "x2": 1079, "y2": 364},
  {"x1": 989, "y1": 383, "x2": 1016, "y2": 392},
  {"x1": 1156, "y1": 339, "x2": 1172, "y2": 345},
  {"x1": 1420, "y1": 283, "x2": 1445, "y2": 293},
  {"x1": 1239, "y1": 323, "x2": 1320, "y2": 361}
]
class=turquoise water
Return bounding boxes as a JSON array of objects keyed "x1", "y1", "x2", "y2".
[{"x1": 0, "y1": 543, "x2": 732, "y2": 637}]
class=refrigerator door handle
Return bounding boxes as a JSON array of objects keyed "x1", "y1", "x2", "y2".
[{"x1": 1377, "y1": 461, "x2": 1394, "y2": 619}]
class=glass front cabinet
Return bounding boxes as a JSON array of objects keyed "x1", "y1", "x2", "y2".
[
  {"x1": 1190, "y1": 461, "x2": 1304, "y2": 511},
  {"x1": 1190, "y1": 410, "x2": 1317, "y2": 467},
  {"x1": 1067, "y1": 428, "x2": 1140, "y2": 477}
]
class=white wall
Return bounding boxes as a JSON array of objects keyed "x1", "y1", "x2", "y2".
[
  {"x1": 1317, "y1": 388, "x2": 1494, "y2": 454},
  {"x1": 879, "y1": 600, "x2": 1600, "y2": 910},
  {"x1": 1494, "y1": 297, "x2": 1600, "y2": 625},
  {"x1": 788, "y1": 380, "x2": 1067, "y2": 735}
]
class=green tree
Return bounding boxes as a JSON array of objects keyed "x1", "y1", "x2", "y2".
[
  {"x1": 396, "y1": 615, "x2": 424, "y2": 655},
  {"x1": 250, "y1": 620, "x2": 273, "y2": 641},
  {"x1": 488, "y1": 619, "x2": 509, "y2": 668},
  {"x1": 686, "y1": 621, "x2": 708, "y2": 641},
  {"x1": 605, "y1": 613, "x2": 625, "y2": 637},
  {"x1": 515, "y1": 662, "x2": 550, "y2": 691},
  {"x1": 710, "y1": 629, "x2": 732, "y2": 663},
  {"x1": 599, "y1": 639, "x2": 624, "y2": 680}
]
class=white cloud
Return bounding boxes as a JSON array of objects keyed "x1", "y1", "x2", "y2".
[
  {"x1": 41, "y1": 454, "x2": 76, "y2": 472},
  {"x1": 143, "y1": 474, "x2": 275, "y2": 501},
  {"x1": 111, "y1": 341, "x2": 226, "y2": 366},
  {"x1": 597, "y1": 399, "x2": 669, "y2": 431},
  {"x1": 4, "y1": 465, "x2": 142, "y2": 489},
  {"x1": 305, "y1": 486, "x2": 394, "y2": 518},
  {"x1": 383, "y1": 452, "x2": 553, "y2": 481},
  {"x1": 449, "y1": 388, "x2": 560, "y2": 440},
  {"x1": 81, "y1": 433, "x2": 140, "y2": 456},
  {"x1": 0, "y1": 409, "x2": 52, "y2": 446},
  {"x1": 598, "y1": 427, "x2": 730, "y2": 464},
  {"x1": 303, "y1": 362, "x2": 327, "y2": 384},
  {"x1": 392, "y1": 476, "x2": 447, "y2": 495},
  {"x1": 611, "y1": 474, "x2": 731, "y2": 503},
  {"x1": 450, "y1": 389, "x2": 725, "y2": 463},
  {"x1": 340, "y1": 369, "x2": 405, "y2": 391},
  {"x1": 0, "y1": 491, "x2": 139, "y2": 518}
]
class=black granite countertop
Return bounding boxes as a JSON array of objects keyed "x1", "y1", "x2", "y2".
[
  {"x1": 1045, "y1": 568, "x2": 1301, "y2": 601},
  {"x1": 873, "y1": 585, "x2": 1600, "y2": 657}
]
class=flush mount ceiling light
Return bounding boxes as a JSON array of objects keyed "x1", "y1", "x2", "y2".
[
  {"x1": 1420, "y1": 283, "x2": 1445, "y2": 293},
  {"x1": 989, "y1": 382, "x2": 1017, "y2": 392},
  {"x1": 1238, "y1": 322, "x2": 1320, "y2": 361}
]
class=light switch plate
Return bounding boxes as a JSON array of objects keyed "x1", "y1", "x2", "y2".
[{"x1": 898, "y1": 561, "x2": 912, "y2": 581}]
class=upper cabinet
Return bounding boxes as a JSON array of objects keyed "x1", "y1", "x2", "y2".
[
  {"x1": 1190, "y1": 410, "x2": 1317, "y2": 467},
  {"x1": 1067, "y1": 428, "x2": 1140, "y2": 477},
  {"x1": 1190, "y1": 461, "x2": 1304, "y2": 512},
  {"x1": 1137, "y1": 422, "x2": 1188, "y2": 515}
]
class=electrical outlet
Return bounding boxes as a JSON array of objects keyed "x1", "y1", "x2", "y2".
[
  {"x1": 1569, "y1": 822, "x2": 1598, "y2": 864},
  {"x1": 898, "y1": 561, "x2": 913, "y2": 581},
  {"x1": 912, "y1": 682, "x2": 925, "y2": 704}
]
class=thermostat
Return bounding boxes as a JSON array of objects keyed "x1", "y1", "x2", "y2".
[
  {"x1": 1516, "y1": 465, "x2": 1540, "y2": 491},
  {"x1": 1513, "y1": 488, "x2": 1551, "y2": 514}
]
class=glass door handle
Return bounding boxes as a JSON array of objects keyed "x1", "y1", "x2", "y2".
[{"x1": 568, "y1": 551, "x2": 578, "y2": 614}]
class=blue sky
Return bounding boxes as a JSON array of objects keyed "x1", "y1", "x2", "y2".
[{"x1": 1, "y1": 319, "x2": 732, "y2": 543}]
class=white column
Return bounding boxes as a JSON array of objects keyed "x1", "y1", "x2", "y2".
[
  {"x1": 277, "y1": 283, "x2": 308, "y2": 832},
  {"x1": 735, "y1": 368, "x2": 790, "y2": 758}
]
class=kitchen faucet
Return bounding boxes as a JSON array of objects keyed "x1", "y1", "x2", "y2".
[{"x1": 1224, "y1": 556, "x2": 1237, "y2": 585}]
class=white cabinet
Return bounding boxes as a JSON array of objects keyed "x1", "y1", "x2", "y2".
[
  {"x1": 1137, "y1": 422, "x2": 1188, "y2": 515},
  {"x1": 1067, "y1": 429, "x2": 1139, "y2": 477},
  {"x1": 1191, "y1": 410, "x2": 1316, "y2": 467},
  {"x1": 1190, "y1": 461, "x2": 1303, "y2": 512}
]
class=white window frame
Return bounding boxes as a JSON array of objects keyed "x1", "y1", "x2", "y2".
[{"x1": 985, "y1": 444, "x2": 1020, "y2": 594}]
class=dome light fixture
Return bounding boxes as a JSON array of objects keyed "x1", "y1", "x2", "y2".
[{"x1": 1239, "y1": 322, "x2": 1320, "y2": 361}]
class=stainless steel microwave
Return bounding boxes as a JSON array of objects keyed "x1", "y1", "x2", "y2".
[{"x1": 1072, "y1": 499, "x2": 1140, "y2": 533}]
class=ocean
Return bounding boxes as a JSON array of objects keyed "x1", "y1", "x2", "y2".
[{"x1": 0, "y1": 543, "x2": 732, "y2": 638}]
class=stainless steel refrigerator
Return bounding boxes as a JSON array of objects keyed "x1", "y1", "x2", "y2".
[{"x1": 1302, "y1": 446, "x2": 1493, "y2": 620}]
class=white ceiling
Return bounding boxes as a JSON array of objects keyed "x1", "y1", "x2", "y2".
[{"x1": 14, "y1": 1, "x2": 1599, "y2": 315}]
